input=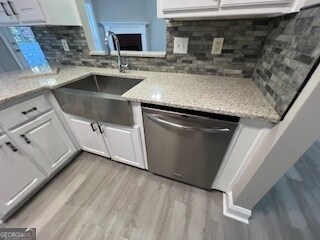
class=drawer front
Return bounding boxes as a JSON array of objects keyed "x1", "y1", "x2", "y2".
[
  {"x1": 220, "y1": 0, "x2": 292, "y2": 8},
  {"x1": 161, "y1": 0, "x2": 219, "y2": 13},
  {"x1": 0, "y1": 95, "x2": 52, "y2": 129}
]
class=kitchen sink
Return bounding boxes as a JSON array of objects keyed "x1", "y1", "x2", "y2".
[
  {"x1": 53, "y1": 75, "x2": 143, "y2": 126},
  {"x1": 62, "y1": 75, "x2": 143, "y2": 95}
]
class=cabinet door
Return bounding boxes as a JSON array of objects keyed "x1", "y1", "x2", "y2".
[
  {"x1": 0, "y1": 134, "x2": 45, "y2": 215},
  {"x1": 102, "y1": 124, "x2": 145, "y2": 169},
  {"x1": 220, "y1": 0, "x2": 293, "y2": 8},
  {"x1": 40, "y1": 0, "x2": 81, "y2": 26},
  {"x1": 11, "y1": 0, "x2": 46, "y2": 23},
  {"x1": 0, "y1": 1, "x2": 18, "y2": 24},
  {"x1": 66, "y1": 115, "x2": 110, "y2": 158},
  {"x1": 159, "y1": 0, "x2": 219, "y2": 15},
  {"x1": 11, "y1": 111, "x2": 77, "y2": 175}
]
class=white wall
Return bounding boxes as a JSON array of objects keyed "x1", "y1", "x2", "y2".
[
  {"x1": 303, "y1": 0, "x2": 320, "y2": 7},
  {"x1": 231, "y1": 62, "x2": 320, "y2": 210},
  {"x1": 92, "y1": 0, "x2": 166, "y2": 51},
  {"x1": 213, "y1": 118, "x2": 272, "y2": 192},
  {"x1": 145, "y1": 0, "x2": 166, "y2": 52}
]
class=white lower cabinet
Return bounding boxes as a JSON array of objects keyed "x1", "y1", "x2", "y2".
[
  {"x1": 66, "y1": 115, "x2": 110, "y2": 158},
  {"x1": 102, "y1": 124, "x2": 145, "y2": 168},
  {"x1": 0, "y1": 133, "x2": 45, "y2": 215},
  {"x1": 11, "y1": 111, "x2": 77, "y2": 175},
  {"x1": 65, "y1": 114, "x2": 145, "y2": 169},
  {"x1": 0, "y1": 94, "x2": 79, "y2": 221}
]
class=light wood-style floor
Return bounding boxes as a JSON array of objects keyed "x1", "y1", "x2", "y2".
[
  {"x1": 252, "y1": 139, "x2": 320, "y2": 240},
  {"x1": 1, "y1": 139, "x2": 320, "y2": 240}
]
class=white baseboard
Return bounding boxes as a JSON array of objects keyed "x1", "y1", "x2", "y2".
[{"x1": 223, "y1": 192, "x2": 251, "y2": 224}]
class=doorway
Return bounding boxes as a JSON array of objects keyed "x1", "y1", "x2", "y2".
[
  {"x1": 0, "y1": 28, "x2": 26, "y2": 73},
  {"x1": 253, "y1": 137, "x2": 320, "y2": 239}
]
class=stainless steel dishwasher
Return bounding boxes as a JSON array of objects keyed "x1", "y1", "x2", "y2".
[{"x1": 143, "y1": 106, "x2": 239, "y2": 190}]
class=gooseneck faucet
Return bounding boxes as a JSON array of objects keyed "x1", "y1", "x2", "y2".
[{"x1": 104, "y1": 31, "x2": 128, "y2": 73}]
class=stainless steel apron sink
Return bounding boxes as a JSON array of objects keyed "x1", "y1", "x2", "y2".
[{"x1": 53, "y1": 75, "x2": 143, "y2": 126}]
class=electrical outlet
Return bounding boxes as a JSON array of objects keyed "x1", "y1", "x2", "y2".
[
  {"x1": 211, "y1": 38, "x2": 224, "y2": 55},
  {"x1": 61, "y1": 39, "x2": 70, "y2": 52},
  {"x1": 174, "y1": 37, "x2": 189, "y2": 54}
]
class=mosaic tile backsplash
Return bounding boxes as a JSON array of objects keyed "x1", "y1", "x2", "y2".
[
  {"x1": 32, "y1": 19, "x2": 272, "y2": 78},
  {"x1": 32, "y1": 7, "x2": 320, "y2": 117},
  {"x1": 253, "y1": 6, "x2": 320, "y2": 116}
]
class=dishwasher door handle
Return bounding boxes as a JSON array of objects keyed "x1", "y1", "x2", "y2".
[{"x1": 147, "y1": 114, "x2": 230, "y2": 133}]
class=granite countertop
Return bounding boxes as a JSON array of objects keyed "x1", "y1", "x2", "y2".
[{"x1": 0, "y1": 65, "x2": 280, "y2": 123}]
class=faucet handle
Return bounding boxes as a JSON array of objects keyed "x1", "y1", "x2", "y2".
[
  {"x1": 122, "y1": 57, "x2": 129, "y2": 67},
  {"x1": 120, "y1": 63, "x2": 128, "y2": 73},
  {"x1": 119, "y1": 59, "x2": 129, "y2": 72},
  {"x1": 121, "y1": 63, "x2": 128, "y2": 68}
]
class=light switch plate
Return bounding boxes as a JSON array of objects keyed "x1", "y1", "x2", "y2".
[
  {"x1": 174, "y1": 37, "x2": 189, "y2": 54},
  {"x1": 61, "y1": 39, "x2": 70, "y2": 52},
  {"x1": 211, "y1": 37, "x2": 224, "y2": 55}
]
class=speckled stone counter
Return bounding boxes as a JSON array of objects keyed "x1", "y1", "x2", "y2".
[{"x1": 0, "y1": 65, "x2": 280, "y2": 123}]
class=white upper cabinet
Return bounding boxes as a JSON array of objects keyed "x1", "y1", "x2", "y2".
[
  {"x1": 158, "y1": 0, "x2": 219, "y2": 18},
  {"x1": 0, "y1": 0, "x2": 45, "y2": 25},
  {"x1": 157, "y1": 0, "x2": 304, "y2": 19},
  {"x1": 12, "y1": 0, "x2": 46, "y2": 23},
  {"x1": 220, "y1": 0, "x2": 293, "y2": 8},
  {"x1": 0, "y1": 0, "x2": 81, "y2": 26},
  {"x1": 39, "y1": 0, "x2": 81, "y2": 26},
  {"x1": 0, "y1": 133, "x2": 45, "y2": 215},
  {"x1": 0, "y1": 1, "x2": 19, "y2": 24}
]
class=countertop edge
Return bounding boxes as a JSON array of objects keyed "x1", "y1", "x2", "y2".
[
  {"x1": 0, "y1": 84, "x2": 279, "y2": 123},
  {"x1": 122, "y1": 95, "x2": 279, "y2": 123},
  {"x1": 0, "y1": 66, "x2": 280, "y2": 124}
]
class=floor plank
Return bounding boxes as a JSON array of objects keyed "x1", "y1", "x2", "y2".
[
  {"x1": 252, "y1": 139, "x2": 320, "y2": 240},
  {"x1": 1, "y1": 138, "x2": 320, "y2": 240}
]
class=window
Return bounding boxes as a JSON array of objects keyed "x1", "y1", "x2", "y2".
[
  {"x1": 9, "y1": 26, "x2": 49, "y2": 72},
  {"x1": 81, "y1": 0, "x2": 166, "y2": 53}
]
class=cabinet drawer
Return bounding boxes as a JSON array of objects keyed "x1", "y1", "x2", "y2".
[
  {"x1": 161, "y1": 0, "x2": 219, "y2": 13},
  {"x1": 0, "y1": 95, "x2": 52, "y2": 129},
  {"x1": 220, "y1": 0, "x2": 292, "y2": 8},
  {"x1": 14, "y1": 0, "x2": 46, "y2": 23}
]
